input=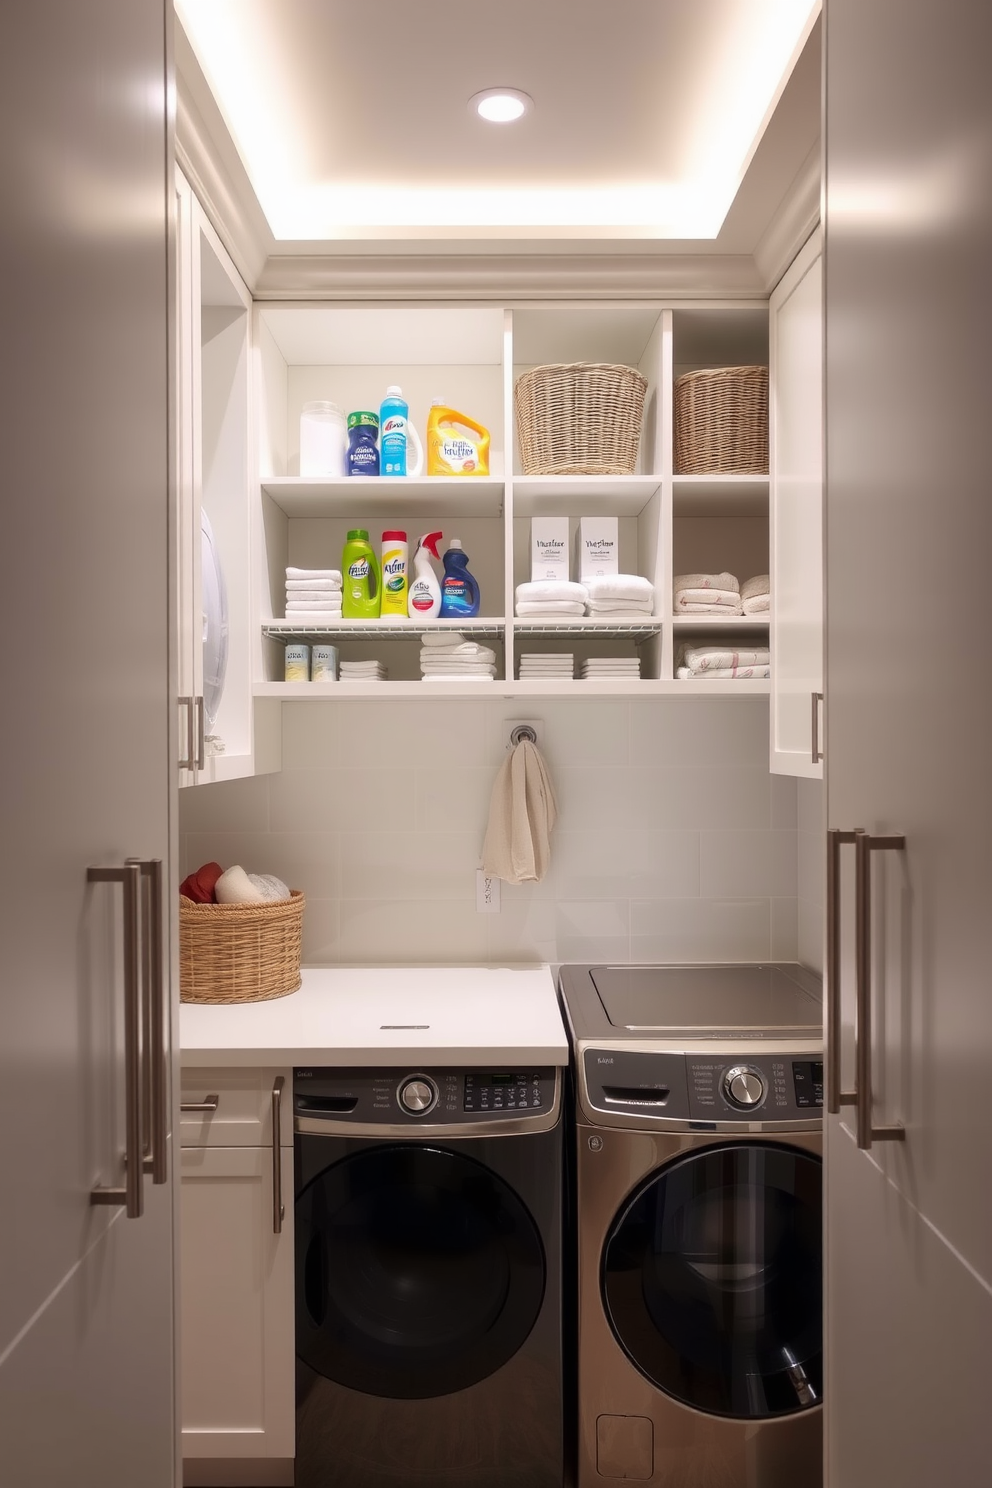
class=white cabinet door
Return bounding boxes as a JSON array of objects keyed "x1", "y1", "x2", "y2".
[
  {"x1": 0, "y1": 4, "x2": 176, "y2": 1484},
  {"x1": 824, "y1": 0, "x2": 992, "y2": 1482},
  {"x1": 180, "y1": 1143, "x2": 295, "y2": 1468},
  {"x1": 770, "y1": 232, "x2": 823, "y2": 777}
]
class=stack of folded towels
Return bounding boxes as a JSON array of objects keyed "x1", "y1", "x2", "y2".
[
  {"x1": 584, "y1": 575, "x2": 655, "y2": 618},
  {"x1": 676, "y1": 643, "x2": 770, "y2": 680},
  {"x1": 581, "y1": 656, "x2": 641, "y2": 680},
  {"x1": 340, "y1": 659, "x2": 387, "y2": 681},
  {"x1": 673, "y1": 572, "x2": 742, "y2": 615},
  {"x1": 515, "y1": 580, "x2": 588, "y2": 618},
  {"x1": 420, "y1": 632, "x2": 497, "y2": 682},
  {"x1": 285, "y1": 566, "x2": 343, "y2": 623},
  {"x1": 518, "y1": 652, "x2": 574, "y2": 680},
  {"x1": 741, "y1": 574, "x2": 770, "y2": 614}
]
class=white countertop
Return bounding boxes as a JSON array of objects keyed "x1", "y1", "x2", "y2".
[{"x1": 180, "y1": 965, "x2": 569, "y2": 1068}]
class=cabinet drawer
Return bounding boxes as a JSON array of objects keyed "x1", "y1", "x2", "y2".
[{"x1": 180, "y1": 1066, "x2": 292, "y2": 1147}]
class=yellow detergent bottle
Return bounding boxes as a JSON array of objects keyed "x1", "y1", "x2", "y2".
[{"x1": 426, "y1": 401, "x2": 491, "y2": 476}]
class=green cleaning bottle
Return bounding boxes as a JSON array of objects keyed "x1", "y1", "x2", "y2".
[{"x1": 341, "y1": 529, "x2": 380, "y2": 618}]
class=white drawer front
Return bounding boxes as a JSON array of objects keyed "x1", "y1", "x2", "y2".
[{"x1": 179, "y1": 1066, "x2": 292, "y2": 1147}]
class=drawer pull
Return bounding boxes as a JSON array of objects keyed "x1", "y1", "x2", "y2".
[
  {"x1": 296, "y1": 1094, "x2": 359, "y2": 1115},
  {"x1": 181, "y1": 1095, "x2": 219, "y2": 1113}
]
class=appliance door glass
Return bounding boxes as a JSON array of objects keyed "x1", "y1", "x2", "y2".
[
  {"x1": 602, "y1": 1143, "x2": 822, "y2": 1419},
  {"x1": 296, "y1": 1143, "x2": 545, "y2": 1399}
]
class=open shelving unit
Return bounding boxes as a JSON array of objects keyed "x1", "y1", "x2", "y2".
[{"x1": 249, "y1": 302, "x2": 769, "y2": 699}]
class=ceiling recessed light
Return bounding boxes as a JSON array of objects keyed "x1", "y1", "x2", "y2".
[{"x1": 470, "y1": 88, "x2": 533, "y2": 124}]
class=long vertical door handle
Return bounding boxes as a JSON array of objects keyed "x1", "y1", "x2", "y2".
[
  {"x1": 855, "y1": 830, "x2": 907, "y2": 1150},
  {"x1": 811, "y1": 692, "x2": 824, "y2": 764},
  {"x1": 88, "y1": 863, "x2": 144, "y2": 1218},
  {"x1": 194, "y1": 695, "x2": 206, "y2": 770},
  {"x1": 132, "y1": 858, "x2": 168, "y2": 1184},
  {"x1": 826, "y1": 829, "x2": 859, "y2": 1113},
  {"x1": 272, "y1": 1076, "x2": 285, "y2": 1234},
  {"x1": 178, "y1": 696, "x2": 195, "y2": 771}
]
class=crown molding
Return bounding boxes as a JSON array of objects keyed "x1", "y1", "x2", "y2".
[
  {"x1": 753, "y1": 143, "x2": 821, "y2": 290},
  {"x1": 252, "y1": 252, "x2": 765, "y2": 302}
]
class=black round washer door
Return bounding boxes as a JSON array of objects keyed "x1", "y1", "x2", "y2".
[
  {"x1": 603, "y1": 1142, "x2": 822, "y2": 1419},
  {"x1": 296, "y1": 1143, "x2": 546, "y2": 1399}
]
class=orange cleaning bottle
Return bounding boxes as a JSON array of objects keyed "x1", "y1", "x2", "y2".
[{"x1": 426, "y1": 401, "x2": 490, "y2": 476}]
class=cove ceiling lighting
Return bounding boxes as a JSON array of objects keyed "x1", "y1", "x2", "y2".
[{"x1": 176, "y1": 0, "x2": 820, "y2": 240}]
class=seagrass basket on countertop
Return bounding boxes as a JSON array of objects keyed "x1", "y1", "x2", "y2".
[
  {"x1": 179, "y1": 890, "x2": 305, "y2": 1004},
  {"x1": 514, "y1": 361, "x2": 648, "y2": 476},
  {"x1": 673, "y1": 365, "x2": 768, "y2": 474}
]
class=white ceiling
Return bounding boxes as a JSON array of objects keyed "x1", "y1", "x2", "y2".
[{"x1": 175, "y1": 0, "x2": 821, "y2": 252}]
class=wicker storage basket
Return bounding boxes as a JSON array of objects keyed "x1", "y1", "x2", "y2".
[
  {"x1": 673, "y1": 365, "x2": 769, "y2": 474},
  {"x1": 514, "y1": 362, "x2": 648, "y2": 475},
  {"x1": 179, "y1": 890, "x2": 305, "y2": 1004}
]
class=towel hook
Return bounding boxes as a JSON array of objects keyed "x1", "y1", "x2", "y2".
[{"x1": 509, "y1": 724, "x2": 537, "y2": 747}]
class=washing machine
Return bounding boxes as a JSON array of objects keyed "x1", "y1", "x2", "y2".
[
  {"x1": 558, "y1": 963, "x2": 824, "y2": 1488},
  {"x1": 293, "y1": 1061, "x2": 564, "y2": 1488}
]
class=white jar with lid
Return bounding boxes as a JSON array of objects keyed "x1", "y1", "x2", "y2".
[{"x1": 300, "y1": 401, "x2": 347, "y2": 477}]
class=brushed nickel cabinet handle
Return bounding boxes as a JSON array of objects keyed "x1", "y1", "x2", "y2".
[
  {"x1": 178, "y1": 695, "x2": 195, "y2": 771},
  {"x1": 194, "y1": 695, "x2": 206, "y2": 770},
  {"x1": 141, "y1": 859, "x2": 167, "y2": 1184},
  {"x1": 180, "y1": 1095, "x2": 219, "y2": 1113},
  {"x1": 272, "y1": 1076, "x2": 285, "y2": 1235},
  {"x1": 826, "y1": 828, "x2": 858, "y2": 1113},
  {"x1": 811, "y1": 691, "x2": 824, "y2": 764},
  {"x1": 855, "y1": 829, "x2": 907, "y2": 1150},
  {"x1": 88, "y1": 863, "x2": 144, "y2": 1218}
]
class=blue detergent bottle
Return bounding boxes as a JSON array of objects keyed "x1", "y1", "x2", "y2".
[{"x1": 439, "y1": 538, "x2": 481, "y2": 618}]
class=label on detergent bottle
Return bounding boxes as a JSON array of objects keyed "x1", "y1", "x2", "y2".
[
  {"x1": 349, "y1": 558, "x2": 370, "y2": 580},
  {"x1": 439, "y1": 436, "x2": 478, "y2": 473}
]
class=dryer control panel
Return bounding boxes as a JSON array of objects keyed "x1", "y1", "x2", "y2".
[
  {"x1": 295, "y1": 1066, "x2": 558, "y2": 1128},
  {"x1": 582, "y1": 1048, "x2": 822, "y2": 1126}
]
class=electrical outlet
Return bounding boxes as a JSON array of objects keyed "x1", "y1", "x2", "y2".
[{"x1": 476, "y1": 869, "x2": 501, "y2": 913}]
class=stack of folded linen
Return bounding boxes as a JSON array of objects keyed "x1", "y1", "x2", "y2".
[
  {"x1": 741, "y1": 574, "x2": 770, "y2": 614},
  {"x1": 673, "y1": 572, "x2": 743, "y2": 615},
  {"x1": 518, "y1": 652, "x2": 574, "y2": 680},
  {"x1": 340, "y1": 659, "x2": 387, "y2": 681},
  {"x1": 581, "y1": 657, "x2": 641, "y2": 679},
  {"x1": 420, "y1": 632, "x2": 497, "y2": 681},
  {"x1": 285, "y1": 567, "x2": 343, "y2": 623},
  {"x1": 584, "y1": 575, "x2": 655, "y2": 617},
  {"x1": 515, "y1": 580, "x2": 588, "y2": 618},
  {"x1": 676, "y1": 643, "x2": 770, "y2": 680}
]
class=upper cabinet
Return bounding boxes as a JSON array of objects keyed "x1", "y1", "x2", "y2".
[
  {"x1": 175, "y1": 172, "x2": 280, "y2": 784},
  {"x1": 251, "y1": 302, "x2": 772, "y2": 698},
  {"x1": 769, "y1": 233, "x2": 823, "y2": 776}
]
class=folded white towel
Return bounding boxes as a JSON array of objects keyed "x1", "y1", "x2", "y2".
[
  {"x1": 677, "y1": 665, "x2": 770, "y2": 679},
  {"x1": 421, "y1": 632, "x2": 467, "y2": 647},
  {"x1": 674, "y1": 590, "x2": 743, "y2": 613},
  {"x1": 286, "y1": 598, "x2": 344, "y2": 610},
  {"x1": 681, "y1": 646, "x2": 770, "y2": 672},
  {"x1": 422, "y1": 675, "x2": 495, "y2": 682},
  {"x1": 516, "y1": 601, "x2": 586, "y2": 617},
  {"x1": 482, "y1": 738, "x2": 558, "y2": 885},
  {"x1": 286, "y1": 567, "x2": 343, "y2": 582},
  {"x1": 742, "y1": 593, "x2": 770, "y2": 614},
  {"x1": 421, "y1": 662, "x2": 497, "y2": 674},
  {"x1": 515, "y1": 580, "x2": 588, "y2": 603},
  {"x1": 284, "y1": 611, "x2": 343, "y2": 624},
  {"x1": 418, "y1": 642, "x2": 495, "y2": 661},
  {"x1": 586, "y1": 599, "x2": 654, "y2": 613},
  {"x1": 286, "y1": 577, "x2": 342, "y2": 592},
  {"x1": 583, "y1": 574, "x2": 654, "y2": 601},
  {"x1": 285, "y1": 590, "x2": 344, "y2": 603},
  {"x1": 673, "y1": 572, "x2": 739, "y2": 594},
  {"x1": 740, "y1": 574, "x2": 770, "y2": 602}
]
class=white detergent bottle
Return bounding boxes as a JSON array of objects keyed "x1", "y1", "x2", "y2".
[{"x1": 407, "y1": 530, "x2": 443, "y2": 618}]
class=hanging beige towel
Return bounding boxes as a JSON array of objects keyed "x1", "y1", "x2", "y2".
[{"x1": 482, "y1": 739, "x2": 558, "y2": 884}]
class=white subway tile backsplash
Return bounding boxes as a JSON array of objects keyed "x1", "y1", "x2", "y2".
[
  {"x1": 335, "y1": 898, "x2": 490, "y2": 965},
  {"x1": 486, "y1": 900, "x2": 559, "y2": 964},
  {"x1": 626, "y1": 830, "x2": 702, "y2": 899},
  {"x1": 415, "y1": 766, "x2": 495, "y2": 834},
  {"x1": 630, "y1": 699, "x2": 768, "y2": 770},
  {"x1": 281, "y1": 702, "x2": 341, "y2": 769},
  {"x1": 183, "y1": 831, "x2": 341, "y2": 900},
  {"x1": 338, "y1": 831, "x2": 479, "y2": 901},
  {"x1": 770, "y1": 773, "x2": 799, "y2": 829},
  {"x1": 699, "y1": 830, "x2": 797, "y2": 898},
  {"x1": 299, "y1": 897, "x2": 341, "y2": 963},
  {"x1": 630, "y1": 898, "x2": 771, "y2": 962},
  {"x1": 771, "y1": 896, "x2": 800, "y2": 961},
  {"x1": 270, "y1": 767, "x2": 418, "y2": 833},
  {"x1": 180, "y1": 775, "x2": 270, "y2": 834}
]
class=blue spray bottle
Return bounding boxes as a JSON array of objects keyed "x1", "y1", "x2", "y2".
[{"x1": 439, "y1": 538, "x2": 481, "y2": 618}]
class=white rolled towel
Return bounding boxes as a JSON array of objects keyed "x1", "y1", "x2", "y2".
[
  {"x1": 742, "y1": 593, "x2": 770, "y2": 614},
  {"x1": 674, "y1": 572, "x2": 739, "y2": 594},
  {"x1": 515, "y1": 580, "x2": 589, "y2": 603},
  {"x1": 215, "y1": 865, "x2": 266, "y2": 904},
  {"x1": 286, "y1": 568, "x2": 342, "y2": 582},
  {"x1": 422, "y1": 632, "x2": 466, "y2": 647},
  {"x1": 677, "y1": 664, "x2": 770, "y2": 679},
  {"x1": 740, "y1": 574, "x2": 769, "y2": 601},
  {"x1": 675, "y1": 590, "x2": 743, "y2": 613},
  {"x1": 516, "y1": 601, "x2": 586, "y2": 616},
  {"x1": 682, "y1": 646, "x2": 770, "y2": 672},
  {"x1": 584, "y1": 574, "x2": 654, "y2": 601}
]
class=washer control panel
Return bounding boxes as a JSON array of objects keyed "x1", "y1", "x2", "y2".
[
  {"x1": 295, "y1": 1067, "x2": 557, "y2": 1127},
  {"x1": 582, "y1": 1049, "x2": 822, "y2": 1124}
]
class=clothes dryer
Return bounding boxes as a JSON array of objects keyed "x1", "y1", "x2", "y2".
[
  {"x1": 558, "y1": 963, "x2": 824, "y2": 1488},
  {"x1": 293, "y1": 1064, "x2": 563, "y2": 1488}
]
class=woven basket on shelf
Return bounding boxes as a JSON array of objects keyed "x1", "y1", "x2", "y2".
[
  {"x1": 514, "y1": 362, "x2": 648, "y2": 475},
  {"x1": 673, "y1": 365, "x2": 768, "y2": 474},
  {"x1": 179, "y1": 890, "x2": 305, "y2": 1004}
]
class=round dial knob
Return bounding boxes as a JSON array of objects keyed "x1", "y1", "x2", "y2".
[
  {"x1": 399, "y1": 1077, "x2": 437, "y2": 1114},
  {"x1": 723, "y1": 1066, "x2": 766, "y2": 1109}
]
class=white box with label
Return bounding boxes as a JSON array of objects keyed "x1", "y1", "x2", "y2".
[
  {"x1": 530, "y1": 517, "x2": 570, "y2": 581},
  {"x1": 575, "y1": 516, "x2": 619, "y2": 580}
]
